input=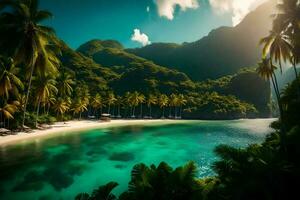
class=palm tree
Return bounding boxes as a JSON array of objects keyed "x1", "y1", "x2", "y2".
[
  {"x1": 0, "y1": 0, "x2": 60, "y2": 128},
  {"x1": 57, "y1": 72, "x2": 74, "y2": 98},
  {"x1": 130, "y1": 91, "x2": 141, "y2": 118},
  {"x1": 274, "y1": 0, "x2": 300, "y2": 78},
  {"x1": 0, "y1": 56, "x2": 23, "y2": 100},
  {"x1": 146, "y1": 94, "x2": 157, "y2": 118},
  {"x1": 177, "y1": 94, "x2": 187, "y2": 119},
  {"x1": 158, "y1": 94, "x2": 169, "y2": 119},
  {"x1": 0, "y1": 101, "x2": 19, "y2": 128},
  {"x1": 257, "y1": 58, "x2": 281, "y2": 107},
  {"x1": 107, "y1": 92, "x2": 117, "y2": 115},
  {"x1": 72, "y1": 99, "x2": 88, "y2": 120},
  {"x1": 138, "y1": 93, "x2": 145, "y2": 118},
  {"x1": 34, "y1": 76, "x2": 58, "y2": 126},
  {"x1": 115, "y1": 95, "x2": 123, "y2": 118},
  {"x1": 257, "y1": 58, "x2": 286, "y2": 145},
  {"x1": 169, "y1": 94, "x2": 179, "y2": 118},
  {"x1": 124, "y1": 92, "x2": 132, "y2": 118},
  {"x1": 53, "y1": 97, "x2": 70, "y2": 121},
  {"x1": 260, "y1": 24, "x2": 293, "y2": 74},
  {"x1": 91, "y1": 93, "x2": 103, "y2": 118}
]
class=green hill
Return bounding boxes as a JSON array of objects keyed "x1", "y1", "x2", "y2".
[
  {"x1": 70, "y1": 40, "x2": 271, "y2": 118},
  {"x1": 126, "y1": 1, "x2": 275, "y2": 81}
]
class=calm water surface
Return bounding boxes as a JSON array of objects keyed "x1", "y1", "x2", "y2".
[{"x1": 0, "y1": 119, "x2": 274, "y2": 200}]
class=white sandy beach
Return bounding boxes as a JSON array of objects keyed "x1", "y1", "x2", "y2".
[{"x1": 0, "y1": 119, "x2": 172, "y2": 146}]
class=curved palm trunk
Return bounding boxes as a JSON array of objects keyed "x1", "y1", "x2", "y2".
[
  {"x1": 162, "y1": 107, "x2": 165, "y2": 118},
  {"x1": 22, "y1": 61, "x2": 35, "y2": 129}
]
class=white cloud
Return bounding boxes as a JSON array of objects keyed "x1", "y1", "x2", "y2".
[
  {"x1": 155, "y1": 0, "x2": 199, "y2": 20},
  {"x1": 131, "y1": 29, "x2": 151, "y2": 46},
  {"x1": 209, "y1": 0, "x2": 267, "y2": 26}
]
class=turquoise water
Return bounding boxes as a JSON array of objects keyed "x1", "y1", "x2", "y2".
[{"x1": 0, "y1": 119, "x2": 273, "y2": 200}]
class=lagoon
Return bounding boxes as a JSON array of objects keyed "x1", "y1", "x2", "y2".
[{"x1": 0, "y1": 119, "x2": 273, "y2": 200}]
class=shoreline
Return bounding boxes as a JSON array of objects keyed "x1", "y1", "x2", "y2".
[
  {"x1": 0, "y1": 119, "x2": 173, "y2": 147},
  {"x1": 0, "y1": 118, "x2": 275, "y2": 147}
]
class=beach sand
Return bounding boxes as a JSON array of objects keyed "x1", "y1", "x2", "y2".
[{"x1": 0, "y1": 119, "x2": 172, "y2": 146}]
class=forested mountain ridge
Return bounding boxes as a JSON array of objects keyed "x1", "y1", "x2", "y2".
[
  {"x1": 126, "y1": 1, "x2": 276, "y2": 81},
  {"x1": 71, "y1": 39, "x2": 271, "y2": 118}
]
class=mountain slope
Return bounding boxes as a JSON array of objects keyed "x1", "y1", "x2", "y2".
[
  {"x1": 76, "y1": 40, "x2": 196, "y2": 94},
  {"x1": 126, "y1": 1, "x2": 275, "y2": 81}
]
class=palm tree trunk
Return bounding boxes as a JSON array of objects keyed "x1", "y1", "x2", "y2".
[
  {"x1": 271, "y1": 74, "x2": 286, "y2": 149},
  {"x1": 132, "y1": 106, "x2": 136, "y2": 117},
  {"x1": 169, "y1": 106, "x2": 171, "y2": 118},
  {"x1": 140, "y1": 104, "x2": 143, "y2": 118},
  {"x1": 47, "y1": 104, "x2": 50, "y2": 115},
  {"x1": 180, "y1": 105, "x2": 182, "y2": 118},
  {"x1": 174, "y1": 106, "x2": 177, "y2": 118},
  {"x1": 149, "y1": 105, "x2": 152, "y2": 118},
  {"x1": 35, "y1": 100, "x2": 41, "y2": 127},
  {"x1": 22, "y1": 61, "x2": 35, "y2": 129},
  {"x1": 79, "y1": 112, "x2": 82, "y2": 120},
  {"x1": 108, "y1": 104, "x2": 111, "y2": 114},
  {"x1": 162, "y1": 107, "x2": 165, "y2": 118}
]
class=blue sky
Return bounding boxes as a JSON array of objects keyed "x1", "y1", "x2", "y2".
[{"x1": 40, "y1": 0, "x2": 265, "y2": 49}]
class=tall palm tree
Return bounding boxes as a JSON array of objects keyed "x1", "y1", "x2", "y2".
[
  {"x1": 177, "y1": 94, "x2": 187, "y2": 119},
  {"x1": 138, "y1": 93, "x2": 145, "y2": 118},
  {"x1": 91, "y1": 93, "x2": 102, "y2": 118},
  {"x1": 53, "y1": 97, "x2": 70, "y2": 121},
  {"x1": 257, "y1": 58, "x2": 281, "y2": 106},
  {"x1": 72, "y1": 99, "x2": 88, "y2": 120},
  {"x1": 0, "y1": 56, "x2": 23, "y2": 100},
  {"x1": 146, "y1": 94, "x2": 157, "y2": 118},
  {"x1": 130, "y1": 91, "x2": 141, "y2": 118},
  {"x1": 158, "y1": 94, "x2": 169, "y2": 119},
  {"x1": 0, "y1": 0, "x2": 60, "y2": 128},
  {"x1": 257, "y1": 58, "x2": 286, "y2": 145},
  {"x1": 124, "y1": 92, "x2": 132, "y2": 118},
  {"x1": 115, "y1": 95, "x2": 123, "y2": 118},
  {"x1": 57, "y1": 72, "x2": 74, "y2": 98},
  {"x1": 169, "y1": 94, "x2": 179, "y2": 118},
  {"x1": 260, "y1": 24, "x2": 293, "y2": 74},
  {"x1": 275, "y1": 0, "x2": 300, "y2": 78},
  {"x1": 107, "y1": 92, "x2": 117, "y2": 115},
  {"x1": 34, "y1": 76, "x2": 57, "y2": 126}
]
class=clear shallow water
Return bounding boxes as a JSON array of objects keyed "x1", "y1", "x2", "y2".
[{"x1": 0, "y1": 119, "x2": 273, "y2": 200}]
